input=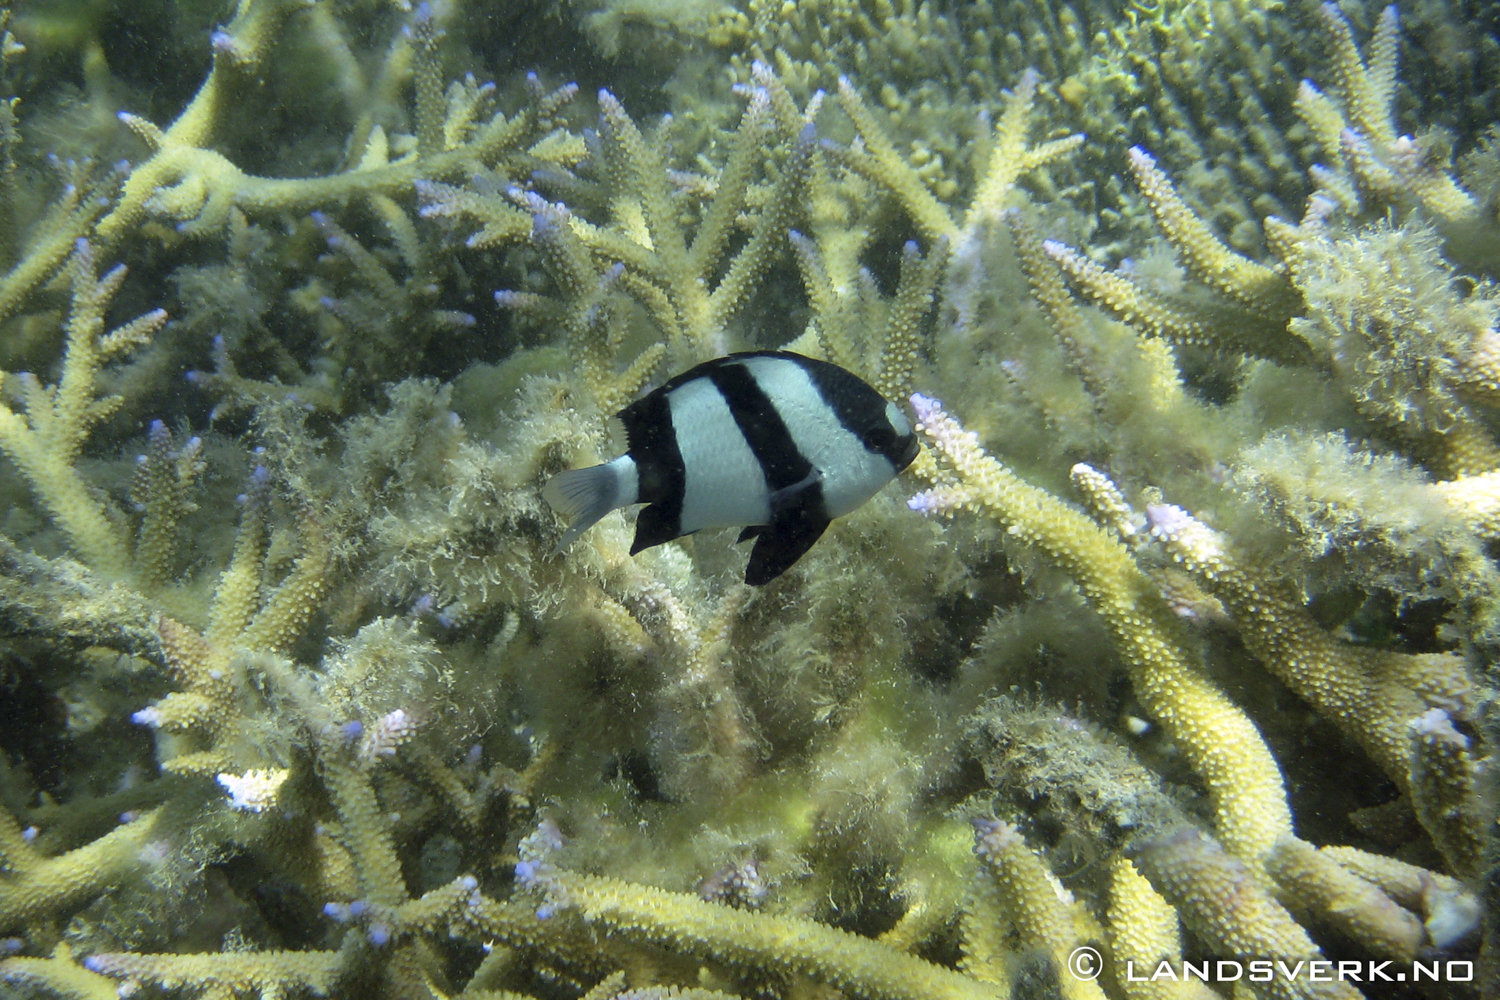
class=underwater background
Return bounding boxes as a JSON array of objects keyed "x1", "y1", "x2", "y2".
[{"x1": 0, "y1": 0, "x2": 1498, "y2": 997}]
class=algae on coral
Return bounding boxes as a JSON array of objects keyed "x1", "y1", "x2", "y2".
[{"x1": 0, "y1": 0, "x2": 1497, "y2": 998}]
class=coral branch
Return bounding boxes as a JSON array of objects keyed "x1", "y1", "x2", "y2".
[
  {"x1": 83, "y1": 947, "x2": 343, "y2": 997},
  {"x1": 1145, "y1": 501, "x2": 1467, "y2": 790},
  {"x1": 1129, "y1": 829, "x2": 1358, "y2": 1000},
  {"x1": 0, "y1": 536, "x2": 166, "y2": 664},
  {"x1": 541, "y1": 871, "x2": 998, "y2": 1000},
  {"x1": 1124, "y1": 147, "x2": 1298, "y2": 321},
  {"x1": 1265, "y1": 835, "x2": 1424, "y2": 960},
  {"x1": 1107, "y1": 856, "x2": 1219, "y2": 1000},
  {"x1": 0, "y1": 808, "x2": 164, "y2": 933},
  {"x1": 1408, "y1": 708, "x2": 1485, "y2": 878},
  {"x1": 970, "y1": 819, "x2": 1106, "y2": 1000},
  {"x1": 0, "y1": 942, "x2": 118, "y2": 1000},
  {"x1": 0, "y1": 241, "x2": 166, "y2": 574},
  {"x1": 908, "y1": 395, "x2": 1291, "y2": 861}
]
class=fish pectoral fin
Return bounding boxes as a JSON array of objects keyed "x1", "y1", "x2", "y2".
[
  {"x1": 766, "y1": 467, "x2": 823, "y2": 515},
  {"x1": 744, "y1": 510, "x2": 829, "y2": 586},
  {"x1": 737, "y1": 525, "x2": 764, "y2": 543}
]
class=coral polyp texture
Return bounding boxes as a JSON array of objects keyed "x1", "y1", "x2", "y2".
[{"x1": 0, "y1": 1, "x2": 1497, "y2": 999}]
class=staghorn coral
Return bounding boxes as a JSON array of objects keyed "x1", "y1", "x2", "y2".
[
  {"x1": 0, "y1": 239, "x2": 169, "y2": 576},
  {"x1": 300, "y1": 201, "x2": 479, "y2": 394},
  {"x1": 0, "y1": 1, "x2": 1496, "y2": 999},
  {"x1": 426, "y1": 65, "x2": 816, "y2": 368},
  {"x1": 708, "y1": 0, "x2": 1329, "y2": 252},
  {"x1": 1044, "y1": 5, "x2": 1500, "y2": 473},
  {"x1": 1143, "y1": 499, "x2": 1472, "y2": 791}
]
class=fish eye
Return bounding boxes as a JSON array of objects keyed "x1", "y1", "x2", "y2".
[{"x1": 865, "y1": 424, "x2": 895, "y2": 450}]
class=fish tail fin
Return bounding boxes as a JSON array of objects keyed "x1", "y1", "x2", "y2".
[{"x1": 543, "y1": 463, "x2": 628, "y2": 553}]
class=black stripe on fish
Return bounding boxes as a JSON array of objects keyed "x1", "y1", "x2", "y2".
[
  {"x1": 619, "y1": 387, "x2": 686, "y2": 553},
  {"x1": 704, "y1": 361, "x2": 822, "y2": 503},
  {"x1": 789, "y1": 353, "x2": 917, "y2": 470},
  {"x1": 705, "y1": 359, "x2": 832, "y2": 585},
  {"x1": 656, "y1": 349, "x2": 906, "y2": 465}
]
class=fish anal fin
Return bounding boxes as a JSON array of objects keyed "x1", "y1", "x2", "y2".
[
  {"x1": 737, "y1": 525, "x2": 764, "y2": 543},
  {"x1": 744, "y1": 511, "x2": 829, "y2": 585}
]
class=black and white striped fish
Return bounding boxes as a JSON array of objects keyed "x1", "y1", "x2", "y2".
[{"x1": 543, "y1": 351, "x2": 920, "y2": 585}]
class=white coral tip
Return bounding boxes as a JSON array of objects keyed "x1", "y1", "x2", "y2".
[{"x1": 216, "y1": 768, "x2": 290, "y2": 812}]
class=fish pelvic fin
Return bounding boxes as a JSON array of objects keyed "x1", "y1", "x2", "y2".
[{"x1": 745, "y1": 508, "x2": 829, "y2": 585}]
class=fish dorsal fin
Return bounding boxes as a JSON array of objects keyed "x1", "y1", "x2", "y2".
[{"x1": 745, "y1": 508, "x2": 829, "y2": 585}]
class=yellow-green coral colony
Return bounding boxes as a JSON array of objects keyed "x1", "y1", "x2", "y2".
[{"x1": 0, "y1": 0, "x2": 1496, "y2": 999}]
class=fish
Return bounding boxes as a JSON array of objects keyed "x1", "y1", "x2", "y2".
[{"x1": 542, "y1": 351, "x2": 921, "y2": 585}]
